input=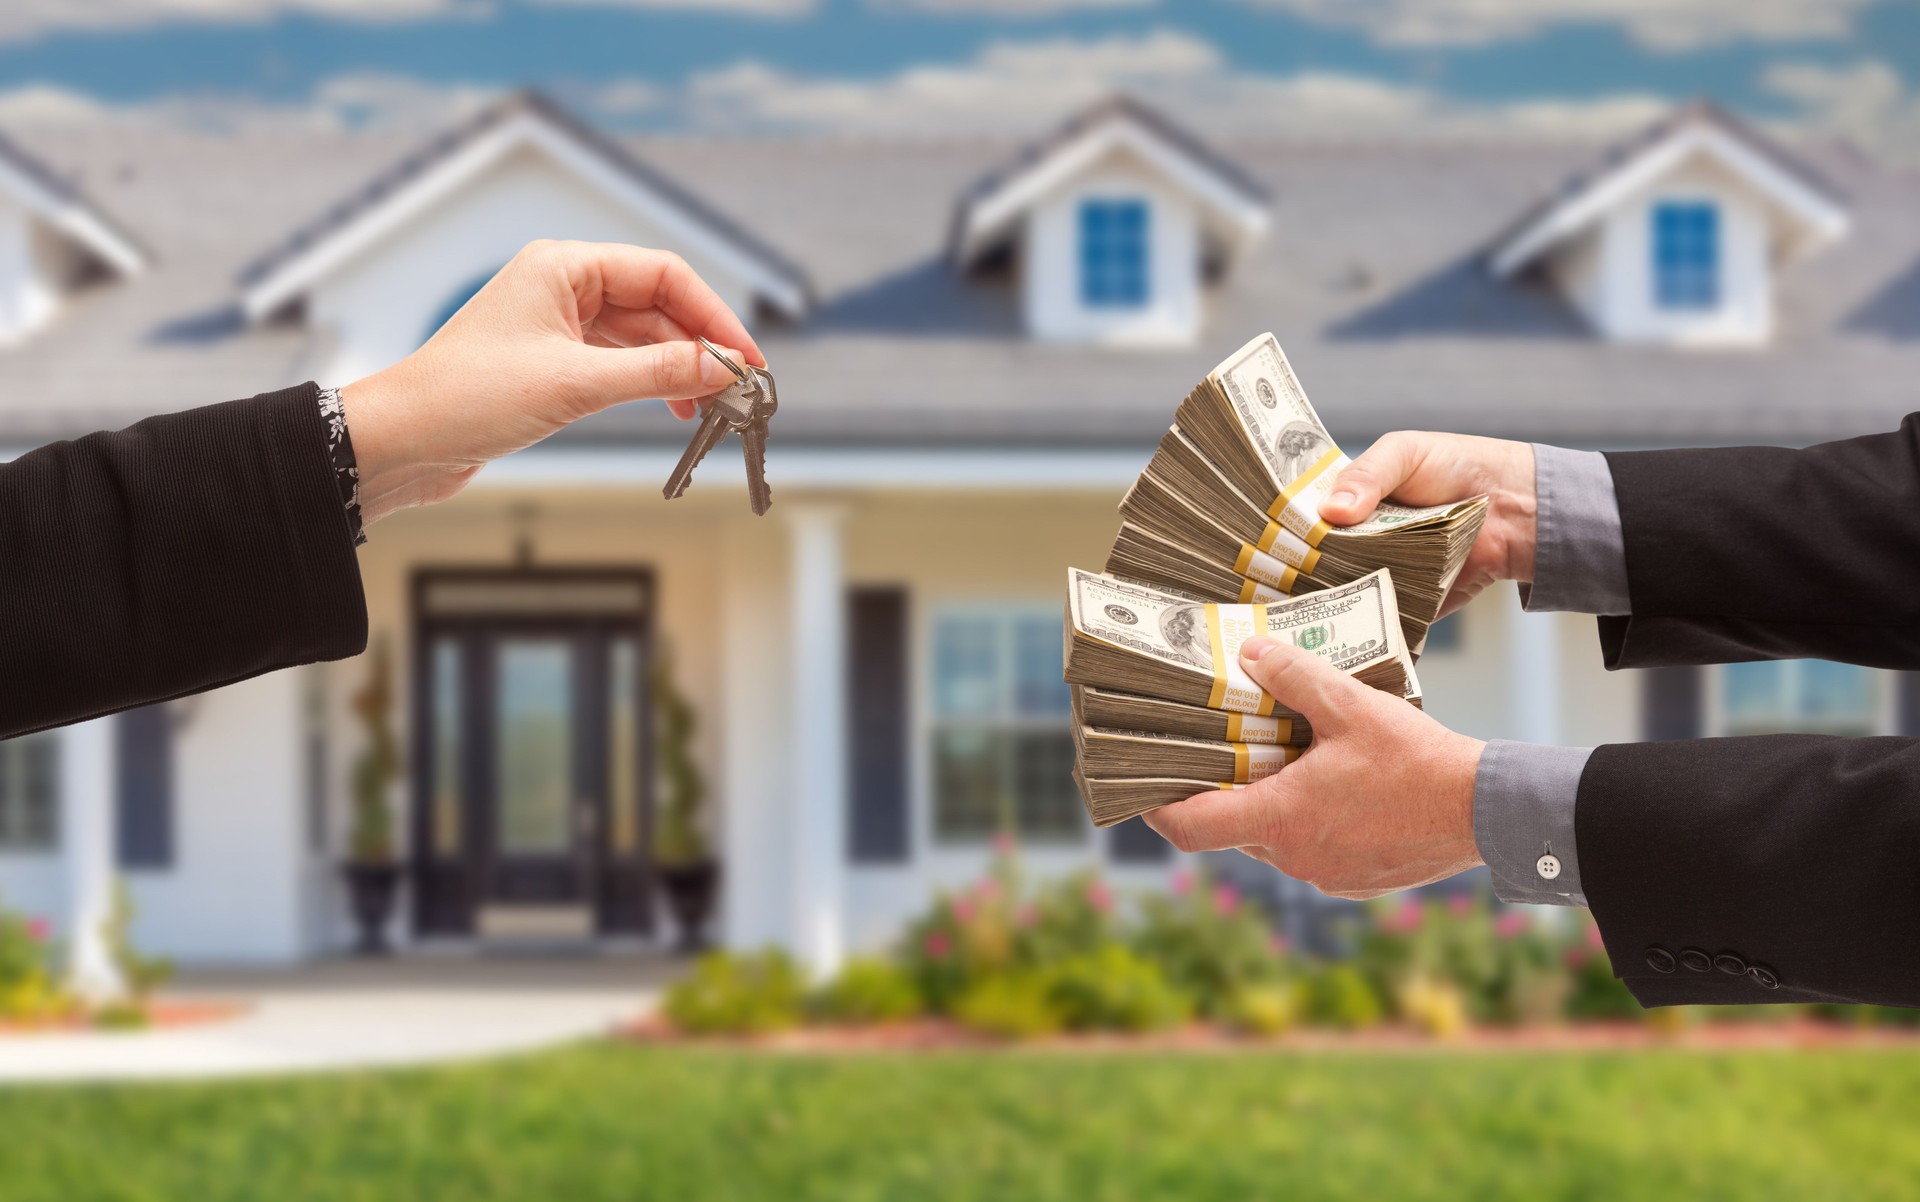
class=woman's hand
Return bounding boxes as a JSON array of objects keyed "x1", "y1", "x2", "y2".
[
  {"x1": 1318, "y1": 432, "x2": 1536, "y2": 617},
  {"x1": 340, "y1": 240, "x2": 764, "y2": 526},
  {"x1": 1143, "y1": 636, "x2": 1486, "y2": 900}
]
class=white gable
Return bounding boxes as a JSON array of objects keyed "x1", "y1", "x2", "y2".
[
  {"x1": 1489, "y1": 108, "x2": 1849, "y2": 347},
  {"x1": 238, "y1": 95, "x2": 810, "y2": 342},
  {"x1": 0, "y1": 135, "x2": 147, "y2": 347},
  {"x1": 952, "y1": 99, "x2": 1268, "y2": 347}
]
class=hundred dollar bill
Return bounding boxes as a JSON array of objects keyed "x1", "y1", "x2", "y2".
[
  {"x1": 1064, "y1": 566, "x2": 1415, "y2": 715},
  {"x1": 1175, "y1": 331, "x2": 1466, "y2": 545}
]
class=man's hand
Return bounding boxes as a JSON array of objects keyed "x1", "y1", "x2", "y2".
[
  {"x1": 341, "y1": 240, "x2": 765, "y2": 525},
  {"x1": 1318, "y1": 432, "x2": 1535, "y2": 617},
  {"x1": 1143, "y1": 636, "x2": 1485, "y2": 899}
]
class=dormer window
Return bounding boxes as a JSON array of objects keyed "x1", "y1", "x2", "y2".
[
  {"x1": 1079, "y1": 198, "x2": 1150, "y2": 309},
  {"x1": 1488, "y1": 104, "x2": 1848, "y2": 348},
  {"x1": 949, "y1": 98, "x2": 1268, "y2": 346},
  {"x1": 1652, "y1": 201, "x2": 1720, "y2": 311},
  {"x1": 0, "y1": 133, "x2": 147, "y2": 348}
]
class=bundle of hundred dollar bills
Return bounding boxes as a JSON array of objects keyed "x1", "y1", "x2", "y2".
[{"x1": 1065, "y1": 332, "x2": 1488, "y2": 828}]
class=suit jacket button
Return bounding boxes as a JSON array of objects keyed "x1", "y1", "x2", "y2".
[
  {"x1": 1748, "y1": 965, "x2": 1780, "y2": 990},
  {"x1": 1678, "y1": 948, "x2": 1713, "y2": 973},
  {"x1": 1713, "y1": 953, "x2": 1748, "y2": 976},
  {"x1": 1645, "y1": 946, "x2": 1677, "y2": 974}
]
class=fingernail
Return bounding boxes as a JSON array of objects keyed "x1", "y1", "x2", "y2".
[
  {"x1": 1329, "y1": 489, "x2": 1356, "y2": 508},
  {"x1": 699, "y1": 346, "x2": 744, "y2": 388},
  {"x1": 1239, "y1": 636, "x2": 1276, "y2": 663}
]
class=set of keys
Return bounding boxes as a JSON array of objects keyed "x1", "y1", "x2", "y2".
[{"x1": 662, "y1": 336, "x2": 778, "y2": 516}]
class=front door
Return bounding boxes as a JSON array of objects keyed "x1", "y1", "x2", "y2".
[{"x1": 411, "y1": 570, "x2": 654, "y2": 940}]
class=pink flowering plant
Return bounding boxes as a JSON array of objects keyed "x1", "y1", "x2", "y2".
[
  {"x1": 0, "y1": 895, "x2": 68, "y2": 1022},
  {"x1": 899, "y1": 837, "x2": 1121, "y2": 1014},
  {"x1": 1130, "y1": 867, "x2": 1289, "y2": 1017}
]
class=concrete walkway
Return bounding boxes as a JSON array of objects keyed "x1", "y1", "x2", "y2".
[{"x1": 0, "y1": 956, "x2": 678, "y2": 1084}]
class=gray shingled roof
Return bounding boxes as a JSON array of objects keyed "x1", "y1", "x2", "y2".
[{"x1": 1, "y1": 106, "x2": 1916, "y2": 454}]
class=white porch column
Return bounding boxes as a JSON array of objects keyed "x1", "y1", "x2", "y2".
[
  {"x1": 785, "y1": 503, "x2": 849, "y2": 979},
  {"x1": 61, "y1": 716, "x2": 124, "y2": 1002},
  {"x1": 1507, "y1": 589, "x2": 1562, "y2": 747}
]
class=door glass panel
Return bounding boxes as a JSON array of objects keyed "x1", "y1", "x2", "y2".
[
  {"x1": 496, "y1": 640, "x2": 574, "y2": 855},
  {"x1": 430, "y1": 639, "x2": 463, "y2": 856},
  {"x1": 609, "y1": 637, "x2": 640, "y2": 857}
]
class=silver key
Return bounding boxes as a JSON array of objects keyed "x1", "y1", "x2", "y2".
[
  {"x1": 736, "y1": 367, "x2": 777, "y2": 516},
  {"x1": 661, "y1": 340, "x2": 777, "y2": 515}
]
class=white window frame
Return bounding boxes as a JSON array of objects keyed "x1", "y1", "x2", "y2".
[
  {"x1": 916, "y1": 601, "x2": 1088, "y2": 852},
  {"x1": 1704, "y1": 661, "x2": 1896, "y2": 738},
  {"x1": 0, "y1": 731, "x2": 61, "y2": 852}
]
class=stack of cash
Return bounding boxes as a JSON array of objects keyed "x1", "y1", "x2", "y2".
[
  {"x1": 1066, "y1": 332, "x2": 1479, "y2": 828},
  {"x1": 1064, "y1": 567, "x2": 1419, "y2": 826},
  {"x1": 1113, "y1": 332, "x2": 1488, "y2": 653}
]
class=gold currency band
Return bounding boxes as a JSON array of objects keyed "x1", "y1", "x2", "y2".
[
  {"x1": 1252, "y1": 526, "x2": 1323, "y2": 575},
  {"x1": 1230, "y1": 743, "x2": 1303, "y2": 783},
  {"x1": 1235, "y1": 543, "x2": 1304, "y2": 593},
  {"x1": 1205, "y1": 604, "x2": 1278, "y2": 717},
  {"x1": 1225, "y1": 713, "x2": 1295, "y2": 743},
  {"x1": 1264, "y1": 446, "x2": 1343, "y2": 546}
]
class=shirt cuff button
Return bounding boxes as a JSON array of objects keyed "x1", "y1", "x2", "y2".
[{"x1": 1535, "y1": 854, "x2": 1561, "y2": 880}]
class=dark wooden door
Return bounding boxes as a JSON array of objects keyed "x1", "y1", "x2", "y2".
[{"x1": 411, "y1": 570, "x2": 654, "y2": 939}]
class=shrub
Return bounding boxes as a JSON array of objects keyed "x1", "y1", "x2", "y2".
[
  {"x1": 953, "y1": 971, "x2": 1064, "y2": 1040},
  {"x1": 1047, "y1": 944, "x2": 1191, "y2": 1033},
  {"x1": 1130, "y1": 869, "x2": 1284, "y2": 1017},
  {"x1": 663, "y1": 949, "x2": 805, "y2": 1036},
  {"x1": 1397, "y1": 973, "x2": 1470, "y2": 1040},
  {"x1": 815, "y1": 957, "x2": 922, "y2": 1025},
  {"x1": 0, "y1": 898, "x2": 66, "y2": 1023},
  {"x1": 1220, "y1": 984, "x2": 1301, "y2": 1038},
  {"x1": 1300, "y1": 964, "x2": 1385, "y2": 1030}
]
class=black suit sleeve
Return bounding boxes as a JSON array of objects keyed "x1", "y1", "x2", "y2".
[
  {"x1": 0, "y1": 383, "x2": 368, "y2": 740},
  {"x1": 1598, "y1": 414, "x2": 1920, "y2": 669},
  {"x1": 1577, "y1": 416, "x2": 1920, "y2": 1007},
  {"x1": 1578, "y1": 735, "x2": 1920, "y2": 1007}
]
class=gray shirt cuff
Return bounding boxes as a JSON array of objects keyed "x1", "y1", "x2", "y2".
[
  {"x1": 1473, "y1": 740, "x2": 1592, "y2": 907},
  {"x1": 1521, "y1": 445, "x2": 1629, "y2": 616}
]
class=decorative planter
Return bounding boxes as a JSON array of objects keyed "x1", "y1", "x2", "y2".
[
  {"x1": 342, "y1": 862, "x2": 401, "y2": 956},
  {"x1": 658, "y1": 860, "x2": 720, "y2": 954}
]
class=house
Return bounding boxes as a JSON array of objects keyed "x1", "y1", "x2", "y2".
[{"x1": 2, "y1": 93, "x2": 1916, "y2": 975}]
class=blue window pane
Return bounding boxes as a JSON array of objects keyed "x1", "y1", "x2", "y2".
[
  {"x1": 1799, "y1": 660, "x2": 1875, "y2": 721},
  {"x1": 1721, "y1": 661, "x2": 1780, "y2": 723},
  {"x1": 934, "y1": 616, "x2": 1001, "y2": 717},
  {"x1": 1079, "y1": 199, "x2": 1150, "y2": 309},
  {"x1": 1652, "y1": 201, "x2": 1719, "y2": 311},
  {"x1": 1013, "y1": 615, "x2": 1069, "y2": 717}
]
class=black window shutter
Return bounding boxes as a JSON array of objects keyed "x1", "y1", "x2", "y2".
[
  {"x1": 116, "y1": 704, "x2": 174, "y2": 869},
  {"x1": 847, "y1": 587, "x2": 910, "y2": 864},
  {"x1": 1108, "y1": 815, "x2": 1172, "y2": 863},
  {"x1": 1642, "y1": 666, "x2": 1703, "y2": 741},
  {"x1": 1900, "y1": 673, "x2": 1920, "y2": 736}
]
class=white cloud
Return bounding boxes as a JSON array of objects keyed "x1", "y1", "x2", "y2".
[
  {"x1": 0, "y1": 0, "x2": 477, "y2": 43},
  {"x1": 0, "y1": 0, "x2": 806, "y2": 43},
  {"x1": 1763, "y1": 59, "x2": 1920, "y2": 161},
  {"x1": 668, "y1": 30, "x2": 1674, "y2": 139},
  {"x1": 0, "y1": 74, "x2": 497, "y2": 135},
  {"x1": 1244, "y1": 0, "x2": 1879, "y2": 52},
  {"x1": 871, "y1": 0, "x2": 1154, "y2": 15}
]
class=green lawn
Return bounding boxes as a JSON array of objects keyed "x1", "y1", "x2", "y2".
[{"x1": 4, "y1": 1043, "x2": 1919, "y2": 1201}]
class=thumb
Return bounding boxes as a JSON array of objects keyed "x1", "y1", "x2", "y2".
[
  {"x1": 576, "y1": 339, "x2": 748, "y2": 409},
  {"x1": 1236, "y1": 639, "x2": 1364, "y2": 734},
  {"x1": 1320, "y1": 432, "x2": 1419, "y2": 526}
]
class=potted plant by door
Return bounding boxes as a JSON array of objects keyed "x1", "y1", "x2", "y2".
[
  {"x1": 653, "y1": 655, "x2": 718, "y2": 953},
  {"x1": 342, "y1": 637, "x2": 402, "y2": 956}
]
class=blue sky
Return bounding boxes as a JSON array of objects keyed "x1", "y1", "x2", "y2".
[{"x1": 0, "y1": 0, "x2": 1915, "y2": 147}]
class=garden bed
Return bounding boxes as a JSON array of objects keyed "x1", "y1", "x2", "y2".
[{"x1": 620, "y1": 1013, "x2": 1920, "y2": 1053}]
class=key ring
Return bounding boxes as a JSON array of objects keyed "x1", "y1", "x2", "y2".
[{"x1": 696, "y1": 336, "x2": 749, "y2": 383}]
